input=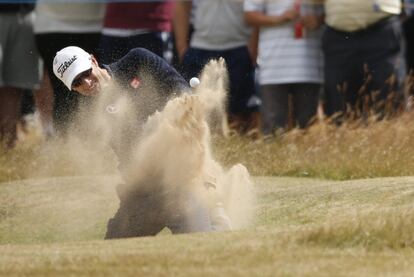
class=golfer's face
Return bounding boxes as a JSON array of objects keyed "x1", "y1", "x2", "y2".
[{"x1": 71, "y1": 65, "x2": 101, "y2": 96}]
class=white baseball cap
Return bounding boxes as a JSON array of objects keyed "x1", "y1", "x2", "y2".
[{"x1": 53, "y1": 46, "x2": 92, "y2": 90}]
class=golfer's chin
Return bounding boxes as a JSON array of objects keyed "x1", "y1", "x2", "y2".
[{"x1": 77, "y1": 86, "x2": 100, "y2": 96}]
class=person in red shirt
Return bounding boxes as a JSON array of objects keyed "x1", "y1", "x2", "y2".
[{"x1": 100, "y1": 1, "x2": 174, "y2": 64}]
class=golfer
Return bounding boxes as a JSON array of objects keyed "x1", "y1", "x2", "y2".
[{"x1": 53, "y1": 46, "x2": 231, "y2": 238}]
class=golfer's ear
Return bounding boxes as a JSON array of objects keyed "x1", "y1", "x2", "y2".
[{"x1": 91, "y1": 54, "x2": 98, "y2": 66}]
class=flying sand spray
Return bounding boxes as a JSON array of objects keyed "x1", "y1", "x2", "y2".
[
  {"x1": 119, "y1": 58, "x2": 255, "y2": 229},
  {"x1": 49, "y1": 58, "x2": 256, "y2": 231}
]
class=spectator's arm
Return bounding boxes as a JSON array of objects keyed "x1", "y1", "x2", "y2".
[
  {"x1": 247, "y1": 27, "x2": 259, "y2": 65},
  {"x1": 301, "y1": 14, "x2": 325, "y2": 30},
  {"x1": 173, "y1": 1, "x2": 192, "y2": 62},
  {"x1": 244, "y1": 9, "x2": 299, "y2": 27},
  {"x1": 301, "y1": 1, "x2": 325, "y2": 30}
]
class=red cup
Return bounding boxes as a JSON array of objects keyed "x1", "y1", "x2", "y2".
[
  {"x1": 293, "y1": 1, "x2": 304, "y2": 39},
  {"x1": 294, "y1": 21, "x2": 304, "y2": 39}
]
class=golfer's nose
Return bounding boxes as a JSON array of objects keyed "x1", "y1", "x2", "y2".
[
  {"x1": 84, "y1": 77, "x2": 92, "y2": 86},
  {"x1": 81, "y1": 77, "x2": 94, "y2": 89}
]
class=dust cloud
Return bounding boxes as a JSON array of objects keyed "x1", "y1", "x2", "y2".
[{"x1": 41, "y1": 58, "x2": 255, "y2": 230}]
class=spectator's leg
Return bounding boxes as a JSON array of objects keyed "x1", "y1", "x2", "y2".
[
  {"x1": 225, "y1": 47, "x2": 256, "y2": 114},
  {"x1": 322, "y1": 33, "x2": 344, "y2": 117},
  {"x1": 363, "y1": 17, "x2": 405, "y2": 117},
  {"x1": 33, "y1": 70, "x2": 55, "y2": 138},
  {"x1": 322, "y1": 26, "x2": 363, "y2": 119},
  {"x1": 19, "y1": 89, "x2": 35, "y2": 134},
  {"x1": 260, "y1": 84, "x2": 289, "y2": 135},
  {"x1": 404, "y1": 15, "x2": 414, "y2": 71},
  {"x1": 403, "y1": 15, "x2": 414, "y2": 99},
  {"x1": 0, "y1": 87, "x2": 23, "y2": 148},
  {"x1": 292, "y1": 83, "x2": 320, "y2": 128},
  {"x1": 223, "y1": 47, "x2": 257, "y2": 133},
  {"x1": 20, "y1": 90, "x2": 35, "y2": 117},
  {"x1": 0, "y1": 12, "x2": 39, "y2": 147}
]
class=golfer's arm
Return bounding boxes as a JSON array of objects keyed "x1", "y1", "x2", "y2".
[{"x1": 174, "y1": 1, "x2": 192, "y2": 61}]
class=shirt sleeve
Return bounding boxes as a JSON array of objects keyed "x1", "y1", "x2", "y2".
[{"x1": 244, "y1": 0, "x2": 266, "y2": 12}]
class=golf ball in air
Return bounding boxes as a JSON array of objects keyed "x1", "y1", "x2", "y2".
[{"x1": 189, "y1": 77, "x2": 200, "y2": 88}]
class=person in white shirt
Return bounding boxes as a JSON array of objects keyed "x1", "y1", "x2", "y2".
[{"x1": 244, "y1": 0, "x2": 324, "y2": 135}]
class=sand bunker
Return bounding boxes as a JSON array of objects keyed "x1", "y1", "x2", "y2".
[{"x1": 30, "y1": 59, "x2": 255, "y2": 230}]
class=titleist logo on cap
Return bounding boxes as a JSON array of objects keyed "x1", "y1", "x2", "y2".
[{"x1": 57, "y1": 55, "x2": 77, "y2": 78}]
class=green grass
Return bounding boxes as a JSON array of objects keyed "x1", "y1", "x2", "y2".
[
  {"x1": 0, "y1": 176, "x2": 115, "y2": 244},
  {"x1": 1, "y1": 176, "x2": 414, "y2": 276}
]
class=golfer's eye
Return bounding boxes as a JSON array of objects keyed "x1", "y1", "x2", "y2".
[{"x1": 72, "y1": 78, "x2": 82, "y2": 89}]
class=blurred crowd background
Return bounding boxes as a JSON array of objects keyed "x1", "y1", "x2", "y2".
[{"x1": 0, "y1": 0, "x2": 413, "y2": 148}]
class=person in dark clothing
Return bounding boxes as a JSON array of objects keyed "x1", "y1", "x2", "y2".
[
  {"x1": 52, "y1": 46, "x2": 232, "y2": 239},
  {"x1": 320, "y1": 0, "x2": 405, "y2": 120},
  {"x1": 403, "y1": 0, "x2": 414, "y2": 99}
]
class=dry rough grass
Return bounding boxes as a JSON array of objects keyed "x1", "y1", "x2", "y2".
[
  {"x1": 0, "y1": 135, "x2": 117, "y2": 183},
  {"x1": 3, "y1": 112, "x2": 414, "y2": 183},
  {"x1": 214, "y1": 112, "x2": 414, "y2": 180}
]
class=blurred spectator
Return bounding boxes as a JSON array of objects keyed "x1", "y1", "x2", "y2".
[
  {"x1": 174, "y1": 0, "x2": 260, "y2": 135},
  {"x1": 34, "y1": 1, "x2": 105, "y2": 135},
  {"x1": 33, "y1": 69, "x2": 54, "y2": 138},
  {"x1": 171, "y1": 1, "x2": 197, "y2": 73},
  {"x1": 20, "y1": 90, "x2": 35, "y2": 134},
  {"x1": 0, "y1": 3, "x2": 41, "y2": 148},
  {"x1": 99, "y1": 1, "x2": 174, "y2": 64},
  {"x1": 321, "y1": 0, "x2": 405, "y2": 120},
  {"x1": 244, "y1": 0, "x2": 324, "y2": 135},
  {"x1": 403, "y1": 0, "x2": 414, "y2": 98}
]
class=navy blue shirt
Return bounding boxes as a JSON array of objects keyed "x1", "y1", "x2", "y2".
[
  {"x1": 102, "y1": 48, "x2": 190, "y2": 168},
  {"x1": 104, "y1": 47, "x2": 189, "y2": 96}
]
